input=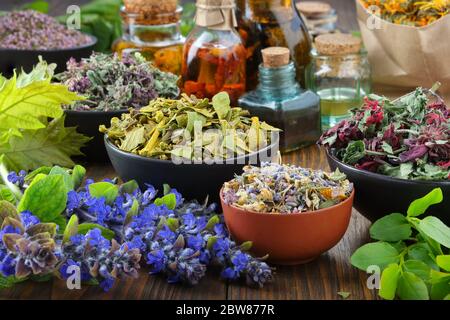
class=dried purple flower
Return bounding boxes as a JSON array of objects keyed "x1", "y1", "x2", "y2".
[{"x1": 0, "y1": 10, "x2": 92, "y2": 50}]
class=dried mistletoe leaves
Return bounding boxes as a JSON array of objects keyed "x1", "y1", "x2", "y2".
[{"x1": 100, "y1": 92, "x2": 280, "y2": 161}]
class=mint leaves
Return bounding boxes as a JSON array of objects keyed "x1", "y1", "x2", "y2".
[{"x1": 351, "y1": 188, "x2": 450, "y2": 300}]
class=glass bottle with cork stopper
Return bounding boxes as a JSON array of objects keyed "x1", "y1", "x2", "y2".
[
  {"x1": 182, "y1": 0, "x2": 247, "y2": 104},
  {"x1": 307, "y1": 33, "x2": 372, "y2": 131},
  {"x1": 236, "y1": 0, "x2": 312, "y2": 90},
  {"x1": 238, "y1": 47, "x2": 321, "y2": 152},
  {"x1": 112, "y1": 0, "x2": 185, "y2": 75}
]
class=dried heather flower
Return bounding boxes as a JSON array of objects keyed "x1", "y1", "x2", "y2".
[{"x1": 0, "y1": 10, "x2": 93, "y2": 50}]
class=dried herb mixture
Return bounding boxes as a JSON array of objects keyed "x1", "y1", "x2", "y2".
[
  {"x1": 0, "y1": 10, "x2": 93, "y2": 50},
  {"x1": 222, "y1": 163, "x2": 353, "y2": 214},
  {"x1": 100, "y1": 92, "x2": 280, "y2": 160},
  {"x1": 319, "y1": 87, "x2": 450, "y2": 180},
  {"x1": 360, "y1": 0, "x2": 449, "y2": 27},
  {"x1": 56, "y1": 52, "x2": 179, "y2": 111}
]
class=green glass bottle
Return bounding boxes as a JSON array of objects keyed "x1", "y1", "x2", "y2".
[{"x1": 238, "y1": 47, "x2": 321, "y2": 152}]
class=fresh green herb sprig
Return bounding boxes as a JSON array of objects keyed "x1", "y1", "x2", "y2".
[{"x1": 351, "y1": 188, "x2": 450, "y2": 300}]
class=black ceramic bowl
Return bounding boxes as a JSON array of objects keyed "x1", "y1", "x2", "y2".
[
  {"x1": 0, "y1": 35, "x2": 97, "y2": 76},
  {"x1": 104, "y1": 135, "x2": 279, "y2": 203},
  {"x1": 326, "y1": 149, "x2": 450, "y2": 225},
  {"x1": 65, "y1": 110, "x2": 126, "y2": 162}
]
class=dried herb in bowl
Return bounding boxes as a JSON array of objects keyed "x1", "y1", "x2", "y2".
[
  {"x1": 56, "y1": 52, "x2": 179, "y2": 111},
  {"x1": 319, "y1": 86, "x2": 450, "y2": 180},
  {"x1": 0, "y1": 10, "x2": 93, "y2": 50},
  {"x1": 100, "y1": 92, "x2": 280, "y2": 161},
  {"x1": 222, "y1": 163, "x2": 353, "y2": 213}
]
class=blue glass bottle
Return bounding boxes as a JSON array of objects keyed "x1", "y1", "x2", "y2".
[{"x1": 238, "y1": 47, "x2": 321, "y2": 152}]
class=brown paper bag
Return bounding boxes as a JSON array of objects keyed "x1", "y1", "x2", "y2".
[{"x1": 356, "y1": 0, "x2": 450, "y2": 94}]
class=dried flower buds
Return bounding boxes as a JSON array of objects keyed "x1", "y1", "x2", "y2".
[{"x1": 222, "y1": 163, "x2": 353, "y2": 214}]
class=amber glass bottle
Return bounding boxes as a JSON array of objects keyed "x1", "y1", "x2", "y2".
[{"x1": 236, "y1": 0, "x2": 312, "y2": 90}]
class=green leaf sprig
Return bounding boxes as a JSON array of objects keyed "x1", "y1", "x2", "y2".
[{"x1": 351, "y1": 188, "x2": 450, "y2": 300}]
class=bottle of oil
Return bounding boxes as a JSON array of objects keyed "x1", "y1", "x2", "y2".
[
  {"x1": 236, "y1": 0, "x2": 312, "y2": 90},
  {"x1": 307, "y1": 33, "x2": 372, "y2": 131},
  {"x1": 182, "y1": 0, "x2": 246, "y2": 104},
  {"x1": 112, "y1": 1, "x2": 185, "y2": 75},
  {"x1": 238, "y1": 47, "x2": 321, "y2": 152}
]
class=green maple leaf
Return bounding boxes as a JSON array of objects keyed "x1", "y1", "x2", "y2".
[
  {"x1": 0, "y1": 65, "x2": 82, "y2": 131},
  {"x1": 0, "y1": 116, "x2": 90, "y2": 171}
]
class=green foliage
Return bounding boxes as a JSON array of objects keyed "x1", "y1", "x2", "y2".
[
  {"x1": 0, "y1": 60, "x2": 89, "y2": 171},
  {"x1": 57, "y1": 0, "x2": 123, "y2": 53},
  {"x1": 342, "y1": 140, "x2": 366, "y2": 165},
  {"x1": 20, "y1": 0, "x2": 49, "y2": 13},
  {"x1": 369, "y1": 213, "x2": 412, "y2": 242},
  {"x1": 88, "y1": 182, "x2": 119, "y2": 205},
  {"x1": 71, "y1": 165, "x2": 87, "y2": 190},
  {"x1": 154, "y1": 193, "x2": 177, "y2": 210},
  {"x1": 63, "y1": 214, "x2": 79, "y2": 243},
  {"x1": 0, "y1": 116, "x2": 90, "y2": 172},
  {"x1": 17, "y1": 174, "x2": 67, "y2": 226},
  {"x1": 351, "y1": 188, "x2": 450, "y2": 300},
  {"x1": 407, "y1": 188, "x2": 443, "y2": 217},
  {"x1": 77, "y1": 223, "x2": 115, "y2": 240}
]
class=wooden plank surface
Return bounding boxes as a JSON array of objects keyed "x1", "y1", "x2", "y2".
[
  {"x1": 0, "y1": 0, "x2": 377, "y2": 300},
  {"x1": 0, "y1": 146, "x2": 376, "y2": 300}
]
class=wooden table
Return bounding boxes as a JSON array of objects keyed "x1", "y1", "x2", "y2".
[
  {"x1": 0, "y1": 146, "x2": 377, "y2": 300},
  {"x1": 0, "y1": 0, "x2": 378, "y2": 300}
]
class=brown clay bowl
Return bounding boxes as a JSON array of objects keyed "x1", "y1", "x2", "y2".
[{"x1": 220, "y1": 189, "x2": 355, "y2": 265}]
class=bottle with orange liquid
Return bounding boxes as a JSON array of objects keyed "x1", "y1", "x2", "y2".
[{"x1": 182, "y1": 0, "x2": 246, "y2": 104}]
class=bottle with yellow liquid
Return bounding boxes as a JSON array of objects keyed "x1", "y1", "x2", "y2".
[
  {"x1": 307, "y1": 33, "x2": 371, "y2": 131},
  {"x1": 113, "y1": 0, "x2": 185, "y2": 75}
]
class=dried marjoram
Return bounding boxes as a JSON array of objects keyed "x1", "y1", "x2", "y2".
[
  {"x1": 100, "y1": 92, "x2": 280, "y2": 160},
  {"x1": 56, "y1": 52, "x2": 179, "y2": 111},
  {"x1": 222, "y1": 163, "x2": 353, "y2": 213}
]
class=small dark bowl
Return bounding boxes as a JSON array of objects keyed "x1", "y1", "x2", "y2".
[
  {"x1": 326, "y1": 148, "x2": 450, "y2": 225},
  {"x1": 0, "y1": 35, "x2": 97, "y2": 76},
  {"x1": 104, "y1": 135, "x2": 279, "y2": 203},
  {"x1": 65, "y1": 110, "x2": 126, "y2": 162}
]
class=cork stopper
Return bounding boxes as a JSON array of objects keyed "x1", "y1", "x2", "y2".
[
  {"x1": 315, "y1": 33, "x2": 362, "y2": 55},
  {"x1": 124, "y1": 0, "x2": 178, "y2": 14},
  {"x1": 261, "y1": 47, "x2": 290, "y2": 68},
  {"x1": 296, "y1": 1, "x2": 331, "y2": 17}
]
